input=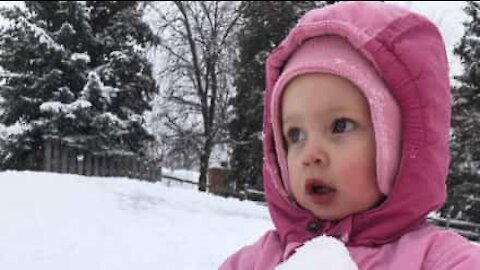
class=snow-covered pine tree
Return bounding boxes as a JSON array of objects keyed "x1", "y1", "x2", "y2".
[
  {"x1": 443, "y1": 1, "x2": 480, "y2": 222},
  {"x1": 0, "y1": 1, "x2": 157, "y2": 170}
]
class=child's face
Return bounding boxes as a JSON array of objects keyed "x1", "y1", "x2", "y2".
[{"x1": 281, "y1": 73, "x2": 382, "y2": 221}]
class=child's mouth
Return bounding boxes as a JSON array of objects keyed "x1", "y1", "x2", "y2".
[{"x1": 305, "y1": 179, "x2": 336, "y2": 204}]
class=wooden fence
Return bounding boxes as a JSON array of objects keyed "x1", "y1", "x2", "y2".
[
  {"x1": 428, "y1": 216, "x2": 480, "y2": 241},
  {"x1": 43, "y1": 138, "x2": 161, "y2": 182}
]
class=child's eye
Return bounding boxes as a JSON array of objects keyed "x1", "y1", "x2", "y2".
[
  {"x1": 286, "y1": 127, "x2": 306, "y2": 144},
  {"x1": 332, "y1": 118, "x2": 355, "y2": 133}
]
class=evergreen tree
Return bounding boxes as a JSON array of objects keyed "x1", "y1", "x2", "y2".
[
  {"x1": 229, "y1": 1, "x2": 336, "y2": 193},
  {"x1": 443, "y1": 1, "x2": 480, "y2": 222},
  {"x1": 0, "y1": 1, "x2": 157, "y2": 170}
]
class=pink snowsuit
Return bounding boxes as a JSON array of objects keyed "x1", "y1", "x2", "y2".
[{"x1": 220, "y1": 2, "x2": 480, "y2": 269}]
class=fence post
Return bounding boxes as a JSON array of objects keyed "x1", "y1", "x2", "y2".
[
  {"x1": 93, "y1": 155, "x2": 99, "y2": 176},
  {"x1": 108, "y1": 156, "x2": 114, "y2": 177},
  {"x1": 77, "y1": 152, "x2": 84, "y2": 175},
  {"x1": 60, "y1": 145, "x2": 68, "y2": 174},
  {"x1": 52, "y1": 139, "x2": 61, "y2": 173},
  {"x1": 26, "y1": 153, "x2": 34, "y2": 170},
  {"x1": 109, "y1": 155, "x2": 115, "y2": 177},
  {"x1": 150, "y1": 162, "x2": 156, "y2": 182},
  {"x1": 146, "y1": 162, "x2": 152, "y2": 182},
  {"x1": 153, "y1": 165, "x2": 158, "y2": 182},
  {"x1": 144, "y1": 161, "x2": 149, "y2": 181},
  {"x1": 68, "y1": 148, "x2": 76, "y2": 174},
  {"x1": 102, "y1": 155, "x2": 107, "y2": 176},
  {"x1": 103, "y1": 155, "x2": 112, "y2": 176},
  {"x1": 141, "y1": 159, "x2": 147, "y2": 181},
  {"x1": 44, "y1": 139, "x2": 52, "y2": 172},
  {"x1": 138, "y1": 160, "x2": 144, "y2": 181},
  {"x1": 107, "y1": 156, "x2": 112, "y2": 177},
  {"x1": 84, "y1": 153, "x2": 92, "y2": 176},
  {"x1": 98, "y1": 155, "x2": 107, "y2": 176},
  {"x1": 110, "y1": 156, "x2": 119, "y2": 177},
  {"x1": 116, "y1": 156, "x2": 122, "y2": 177},
  {"x1": 133, "y1": 158, "x2": 140, "y2": 179},
  {"x1": 123, "y1": 156, "x2": 130, "y2": 178},
  {"x1": 97, "y1": 155, "x2": 102, "y2": 176},
  {"x1": 125, "y1": 156, "x2": 132, "y2": 178},
  {"x1": 207, "y1": 167, "x2": 229, "y2": 196},
  {"x1": 105, "y1": 155, "x2": 109, "y2": 176}
]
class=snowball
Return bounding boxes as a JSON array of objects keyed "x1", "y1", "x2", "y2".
[{"x1": 276, "y1": 235, "x2": 358, "y2": 270}]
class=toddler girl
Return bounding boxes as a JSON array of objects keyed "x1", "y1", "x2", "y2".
[{"x1": 220, "y1": 2, "x2": 480, "y2": 269}]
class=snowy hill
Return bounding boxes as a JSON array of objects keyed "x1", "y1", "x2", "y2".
[{"x1": 0, "y1": 171, "x2": 273, "y2": 269}]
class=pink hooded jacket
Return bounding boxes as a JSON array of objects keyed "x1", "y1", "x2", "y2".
[{"x1": 220, "y1": 2, "x2": 480, "y2": 269}]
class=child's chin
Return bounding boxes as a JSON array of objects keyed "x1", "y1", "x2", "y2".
[
  {"x1": 310, "y1": 209, "x2": 348, "y2": 221},
  {"x1": 301, "y1": 200, "x2": 352, "y2": 220}
]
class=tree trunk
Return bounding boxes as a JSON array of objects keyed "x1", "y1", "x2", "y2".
[
  {"x1": 198, "y1": 137, "x2": 213, "y2": 192},
  {"x1": 198, "y1": 155, "x2": 208, "y2": 192}
]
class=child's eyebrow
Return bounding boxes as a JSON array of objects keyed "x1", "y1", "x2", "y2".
[
  {"x1": 282, "y1": 105, "x2": 355, "y2": 125},
  {"x1": 282, "y1": 114, "x2": 302, "y2": 127},
  {"x1": 281, "y1": 112, "x2": 302, "y2": 124}
]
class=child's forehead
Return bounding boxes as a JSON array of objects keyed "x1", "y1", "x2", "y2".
[
  {"x1": 280, "y1": 74, "x2": 373, "y2": 124},
  {"x1": 282, "y1": 73, "x2": 361, "y2": 94}
]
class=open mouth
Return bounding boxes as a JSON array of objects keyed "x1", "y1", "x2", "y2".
[
  {"x1": 306, "y1": 179, "x2": 336, "y2": 195},
  {"x1": 305, "y1": 179, "x2": 336, "y2": 204}
]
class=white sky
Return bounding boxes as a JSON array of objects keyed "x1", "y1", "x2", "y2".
[{"x1": 0, "y1": 1, "x2": 23, "y2": 8}]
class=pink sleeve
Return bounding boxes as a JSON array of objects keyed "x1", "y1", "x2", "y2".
[
  {"x1": 218, "y1": 230, "x2": 284, "y2": 270},
  {"x1": 424, "y1": 231, "x2": 480, "y2": 269}
]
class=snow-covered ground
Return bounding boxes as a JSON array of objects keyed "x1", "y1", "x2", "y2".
[{"x1": 0, "y1": 171, "x2": 273, "y2": 269}]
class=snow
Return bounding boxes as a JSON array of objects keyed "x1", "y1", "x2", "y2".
[
  {"x1": 162, "y1": 167, "x2": 199, "y2": 183},
  {"x1": 0, "y1": 120, "x2": 30, "y2": 137},
  {"x1": 16, "y1": 17, "x2": 64, "y2": 52},
  {"x1": 0, "y1": 120, "x2": 31, "y2": 142},
  {"x1": 100, "y1": 112, "x2": 126, "y2": 128},
  {"x1": 110, "y1": 50, "x2": 129, "y2": 61},
  {"x1": 71, "y1": 53, "x2": 91, "y2": 63},
  {"x1": 40, "y1": 100, "x2": 92, "y2": 115},
  {"x1": 0, "y1": 171, "x2": 273, "y2": 269},
  {"x1": 83, "y1": 72, "x2": 119, "y2": 105},
  {"x1": 276, "y1": 236, "x2": 358, "y2": 270}
]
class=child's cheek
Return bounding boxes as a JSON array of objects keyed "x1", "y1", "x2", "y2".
[{"x1": 337, "y1": 156, "x2": 376, "y2": 188}]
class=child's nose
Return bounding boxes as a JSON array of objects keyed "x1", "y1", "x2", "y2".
[{"x1": 301, "y1": 140, "x2": 328, "y2": 167}]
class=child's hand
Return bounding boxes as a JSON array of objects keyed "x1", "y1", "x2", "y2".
[{"x1": 276, "y1": 235, "x2": 358, "y2": 270}]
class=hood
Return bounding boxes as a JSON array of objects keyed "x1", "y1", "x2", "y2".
[{"x1": 262, "y1": 1, "x2": 450, "y2": 247}]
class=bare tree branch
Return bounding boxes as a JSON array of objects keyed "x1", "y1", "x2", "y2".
[
  {"x1": 169, "y1": 95, "x2": 202, "y2": 110},
  {"x1": 148, "y1": 1, "x2": 240, "y2": 191}
]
